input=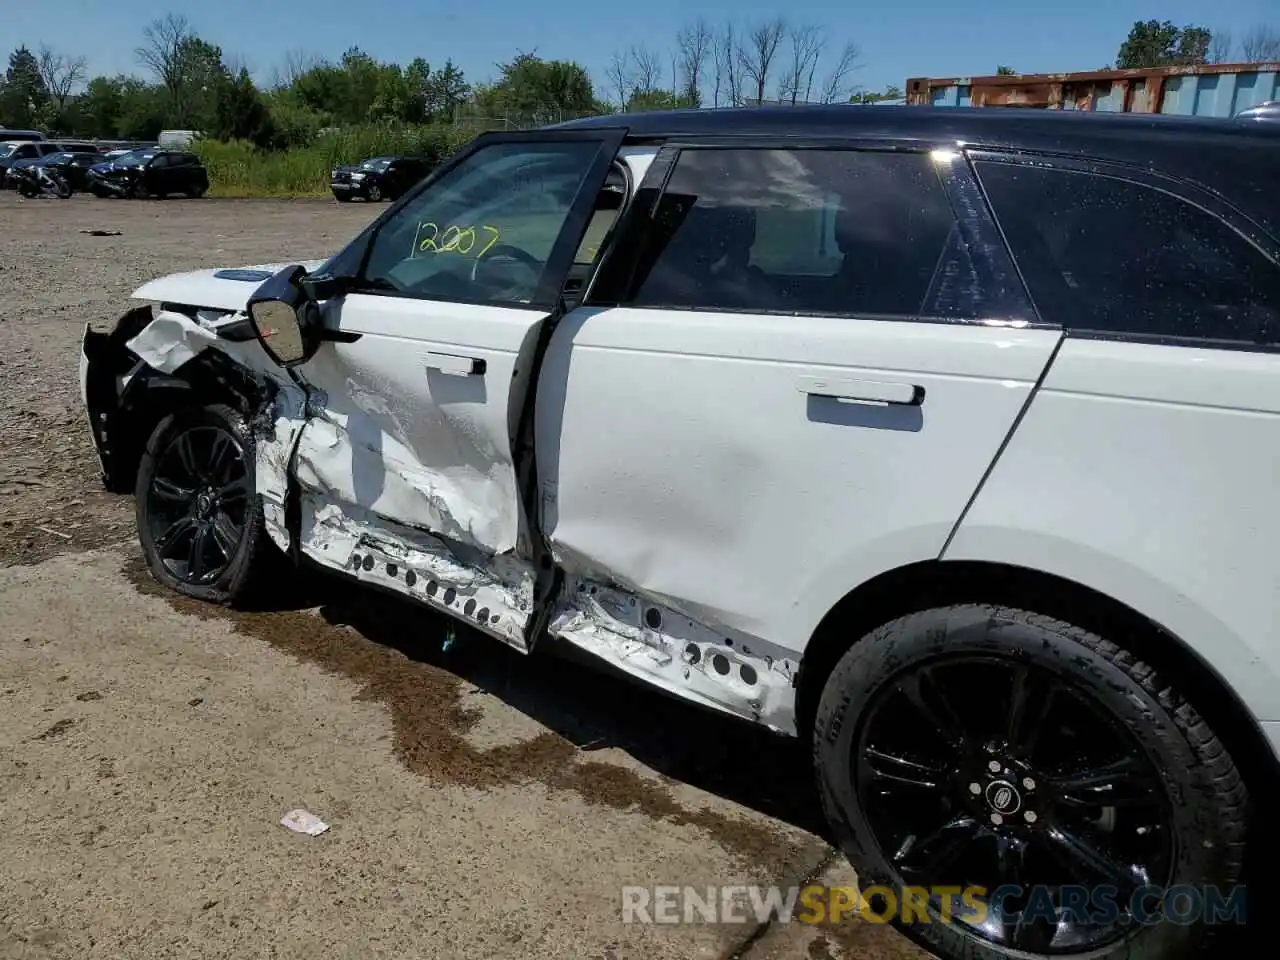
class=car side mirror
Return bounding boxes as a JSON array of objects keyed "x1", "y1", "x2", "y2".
[{"x1": 246, "y1": 265, "x2": 322, "y2": 367}]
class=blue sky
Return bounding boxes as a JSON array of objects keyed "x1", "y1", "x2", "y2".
[{"x1": 4, "y1": 0, "x2": 1276, "y2": 98}]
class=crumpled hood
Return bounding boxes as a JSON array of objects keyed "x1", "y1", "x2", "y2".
[{"x1": 131, "y1": 261, "x2": 328, "y2": 312}]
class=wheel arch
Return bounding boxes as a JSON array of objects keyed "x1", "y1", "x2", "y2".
[
  {"x1": 87, "y1": 307, "x2": 272, "y2": 494},
  {"x1": 795, "y1": 559, "x2": 1280, "y2": 806}
]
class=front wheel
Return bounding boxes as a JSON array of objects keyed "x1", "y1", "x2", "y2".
[
  {"x1": 135, "y1": 404, "x2": 274, "y2": 605},
  {"x1": 365, "y1": 183, "x2": 382, "y2": 202},
  {"x1": 813, "y1": 604, "x2": 1247, "y2": 960}
]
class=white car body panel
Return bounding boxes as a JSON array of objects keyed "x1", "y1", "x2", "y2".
[
  {"x1": 131, "y1": 261, "x2": 326, "y2": 313},
  {"x1": 947, "y1": 337, "x2": 1280, "y2": 724},
  {"x1": 538, "y1": 307, "x2": 1063, "y2": 667},
  {"x1": 291, "y1": 295, "x2": 545, "y2": 558}
]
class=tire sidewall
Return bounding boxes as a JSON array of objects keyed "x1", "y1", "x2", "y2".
[
  {"x1": 812, "y1": 605, "x2": 1230, "y2": 960},
  {"x1": 134, "y1": 404, "x2": 263, "y2": 604}
]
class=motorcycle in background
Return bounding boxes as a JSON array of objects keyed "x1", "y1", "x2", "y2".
[{"x1": 10, "y1": 164, "x2": 74, "y2": 199}]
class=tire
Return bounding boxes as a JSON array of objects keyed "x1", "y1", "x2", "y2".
[
  {"x1": 366, "y1": 183, "x2": 382, "y2": 202},
  {"x1": 132, "y1": 182, "x2": 150, "y2": 200},
  {"x1": 812, "y1": 604, "x2": 1247, "y2": 960},
  {"x1": 135, "y1": 404, "x2": 274, "y2": 605}
]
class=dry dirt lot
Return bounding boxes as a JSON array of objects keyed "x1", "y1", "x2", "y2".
[{"x1": 0, "y1": 193, "x2": 932, "y2": 960}]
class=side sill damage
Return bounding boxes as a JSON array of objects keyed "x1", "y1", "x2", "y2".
[
  {"x1": 297, "y1": 494, "x2": 535, "y2": 651},
  {"x1": 549, "y1": 577, "x2": 798, "y2": 733}
]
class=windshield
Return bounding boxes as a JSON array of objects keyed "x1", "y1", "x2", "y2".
[
  {"x1": 45, "y1": 152, "x2": 71, "y2": 163},
  {"x1": 361, "y1": 158, "x2": 391, "y2": 172},
  {"x1": 115, "y1": 149, "x2": 157, "y2": 165}
]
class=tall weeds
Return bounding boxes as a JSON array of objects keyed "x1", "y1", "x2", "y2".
[{"x1": 197, "y1": 124, "x2": 475, "y2": 197}]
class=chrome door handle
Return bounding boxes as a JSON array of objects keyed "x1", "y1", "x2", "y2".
[
  {"x1": 425, "y1": 351, "x2": 486, "y2": 376},
  {"x1": 797, "y1": 375, "x2": 924, "y2": 406}
]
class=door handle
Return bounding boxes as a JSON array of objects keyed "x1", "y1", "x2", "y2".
[
  {"x1": 797, "y1": 375, "x2": 924, "y2": 406},
  {"x1": 424, "y1": 351, "x2": 486, "y2": 376}
]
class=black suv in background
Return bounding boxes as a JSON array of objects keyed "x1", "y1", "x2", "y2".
[
  {"x1": 330, "y1": 155, "x2": 432, "y2": 202},
  {"x1": 88, "y1": 149, "x2": 209, "y2": 199}
]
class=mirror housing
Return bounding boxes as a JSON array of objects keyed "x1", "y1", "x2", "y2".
[{"x1": 246, "y1": 265, "x2": 322, "y2": 367}]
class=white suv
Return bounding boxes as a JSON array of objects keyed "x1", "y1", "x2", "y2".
[{"x1": 80, "y1": 106, "x2": 1277, "y2": 960}]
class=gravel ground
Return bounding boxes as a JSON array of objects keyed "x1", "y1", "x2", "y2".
[{"x1": 0, "y1": 193, "x2": 933, "y2": 960}]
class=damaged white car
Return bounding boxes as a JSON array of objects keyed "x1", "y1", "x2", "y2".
[{"x1": 81, "y1": 108, "x2": 1278, "y2": 959}]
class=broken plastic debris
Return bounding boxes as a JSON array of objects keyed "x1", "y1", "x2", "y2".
[{"x1": 280, "y1": 809, "x2": 329, "y2": 836}]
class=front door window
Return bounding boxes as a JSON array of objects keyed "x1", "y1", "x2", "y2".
[{"x1": 358, "y1": 140, "x2": 609, "y2": 306}]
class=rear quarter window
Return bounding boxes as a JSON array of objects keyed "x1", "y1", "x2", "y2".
[{"x1": 977, "y1": 162, "x2": 1280, "y2": 346}]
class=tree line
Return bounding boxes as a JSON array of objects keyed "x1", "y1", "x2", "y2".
[
  {"x1": 1, "y1": 15, "x2": 1276, "y2": 148},
  {"x1": 0, "y1": 13, "x2": 891, "y2": 146}
]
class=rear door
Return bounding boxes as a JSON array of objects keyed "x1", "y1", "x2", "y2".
[
  {"x1": 290, "y1": 129, "x2": 626, "y2": 646},
  {"x1": 538, "y1": 143, "x2": 1063, "y2": 685}
]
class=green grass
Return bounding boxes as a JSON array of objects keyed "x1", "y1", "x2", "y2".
[{"x1": 199, "y1": 124, "x2": 476, "y2": 198}]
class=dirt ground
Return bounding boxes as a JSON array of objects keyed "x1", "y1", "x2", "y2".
[{"x1": 0, "y1": 193, "x2": 933, "y2": 960}]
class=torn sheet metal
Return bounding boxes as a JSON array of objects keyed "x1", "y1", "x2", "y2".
[
  {"x1": 125, "y1": 311, "x2": 222, "y2": 373},
  {"x1": 292, "y1": 414, "x2": 517, "y2": 556},
  {"x1": 255, "y1": 387, "x2": 308, "y2": 554},
  {"x1": 298, "y1": 494, "x2": 536, "y2": 651},
  {"x1": 550, "y1": 577, "x2": 798, "y2": 733}
]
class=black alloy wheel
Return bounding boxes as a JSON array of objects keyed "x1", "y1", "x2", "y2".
[
  {"x1": 145, "y1": 424, "x2": 250, "y2": 585},
  {"x1": 813, "y1": 605, "x2": 1247, "y2": 960},
  {"x1": 855, "y1": 655, "x2": 1172, "y2": 953},
  {"x1": 135, "y1": 404, "x2": 273, "y2": 604}
]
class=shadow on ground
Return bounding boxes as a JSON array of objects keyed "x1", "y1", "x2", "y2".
[{"x1": 124, "y1": 551, "x2": 830, "y2": 873}]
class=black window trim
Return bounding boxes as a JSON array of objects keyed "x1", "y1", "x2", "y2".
[
  {"x1": 586, "y1": 135, "x2": 1048, "y2": 331},
  {"x1": 324, "y1": 127, "x2": 628, "y2": 313},
  {"x1": 971, "y1": 149, "x2": 1280, "y2": 353}
]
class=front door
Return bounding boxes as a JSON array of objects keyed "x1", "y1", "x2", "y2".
[{"x1": 289, "y1": 129, "x2": 625, "y2": 648}]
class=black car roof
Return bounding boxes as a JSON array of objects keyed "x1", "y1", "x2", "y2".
[{"x1": 556, "y1": 104, "x2": 1280, "y2": 240}]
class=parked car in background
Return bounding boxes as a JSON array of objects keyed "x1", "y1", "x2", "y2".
[
  {"x1": 88, "y1": 148, "x2": 208, "y2": 199},
  {"x1": 80, "y1": 105, "x2": 1278, "y2": 960},
  {"x1": 0, "y1": 128, "x2": 45, "y2": 143},
  {"x1": 0, "y1": 140, "x2": 64, "y2": 187},
  {"x1": 330, "y1": 155, "x2": 432, "y2": 202},
  {"x1": 38, "y1": 151, "x2": 105, "y2": 191}
]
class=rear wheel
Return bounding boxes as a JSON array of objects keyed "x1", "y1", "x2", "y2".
[
  {"x1": 813, "y1": 604, "x2": 1247, "y2": 960},
  {"x1": 135, "y1": 404, "x2": 274, "y2": 605}
]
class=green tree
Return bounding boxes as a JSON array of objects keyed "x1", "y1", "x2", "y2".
[
  {"x1": 117, "y1": 78, "x2": 167, "y2": 139},
  {"x1": 1117, "y1": 20, "x2": 1214, "y2": 68},
  {"x1": 78, "y1": 75, "x2": 126, "y2": 138},
  {"x1": 136, "y1": 14, "x2": 229, "y2": 127},
  {"x1": 479, "y1": 53, "x2": 596, "y2": 122},
  {"x1": 849, "y1": 84, "x2": 903, "y2": 104},
  {"x1": 424, "y1": 59, "x2": 469, "y2": 121},
  {"x1": 0, "y1": 47, "x2": 50, "y2": 129},
  {"x1": 214, "y1": 68, "x2": 274, "y2": 146},
  {"x1": 996, "y1": 65, "x2": 1017, "y2": 75}
]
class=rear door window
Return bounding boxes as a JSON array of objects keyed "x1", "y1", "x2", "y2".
[
  {"x1": 977, "y1": 162, "x2": 1280, "y2": 346},
  {"x1": 623, "y1": 148, "x2": 979, "y2": 319}
]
